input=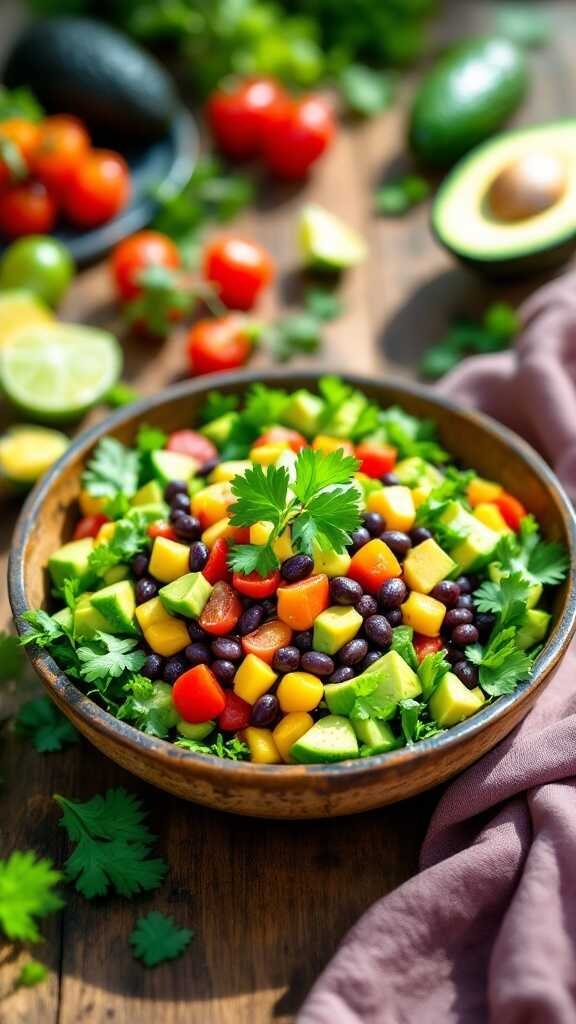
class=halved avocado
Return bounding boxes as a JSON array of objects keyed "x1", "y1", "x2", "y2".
[{"x1": 432, "y1": 121, "x2": 576, "y2": 277}]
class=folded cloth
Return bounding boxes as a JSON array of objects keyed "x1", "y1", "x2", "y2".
[{"x1": 298, "y1": 274, "x2": 576, "y2": 1024}]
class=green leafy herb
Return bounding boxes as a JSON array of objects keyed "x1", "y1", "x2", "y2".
[
  {"x1": 0, "y1": 86, "x2": 43, "y2": 123},
  {"x1": 17, "y1": 959, "x2": 49, "y2": 987},
  {"x1": 19, "y1": 609, "x2": 66, "y2": 648},
  {"x1": 0, "y1": 630, "x2": 26, "y2": 683},
  {"x1": 376, "y1": 175, "x2": 430, "y2": 215},
  {"x1": 374, "y1": 405, "x2": 449, "y2": 463},
  {"x1": 117, "y1": 677, "x2": 177, "y2": 739},
  {"x1": 264, "y1": 312, "x2": 323, "y2": 362},
  {"x1": 87, "y1": 518, "x2": 149, "y2": 577},
  {"x1": 339, "y1": 64, "x2": 394, "y2": 116},
  {"x1": 130, "y1": 911, "x2": 193, "y2": 967},
  {"x1": 474, "y1": 571, "x2": 533, "y2": 631},
  {"x1": 304, "y1": 287, "x2": 343, "y2": 322},
  {"x1": 467, "y1": 628, "x2": 533, "y2": 696},
  {"x1": 200, "y1": 391, "x2": 239, "y2": 425},
  {"x1": 492, "y1": 515, "x2": 570, "y2": 587},
  {"x1": 420, "y1": 303, "x2": 520, "y2": 380},
  {"x1": 390, "y1": 626, "x2": 418, "y2": 671},
  {"x1": 175, "y1": 733, "x2": 249, "y2": 760},
  {"x1": 14, "y1": 696, "x2": 79, "y2": 753},
  {"x1": 417, "y1": 649, "x2": 450, "y2": 700},
  {"x1": 415, "y1": 468, "x2": 475, "y2": 546},
  {"x1": 124, "y1": 265, "x2": 197, "y2": 337},
  {"x1": 316, "y1": 377, "x2": 381, "y2": 441},
  {"x1": 82, "y1": 438, "x2": 140, "y2": 503},
  {"x1": 0, "y1": 851, "x2": 63, "y2": 942},
  {"x1": 136, "y1": 424, "x2": 168, "y2": 454},
  {"x1": 105, "y1": 381, "x2": 140, "y2": 408},
  {"x1": 76, "y1": 633, "x2": 147, "y2": 689},
  {"x1": 55, "y1": 788, "x2": 168, "y2": 899}
]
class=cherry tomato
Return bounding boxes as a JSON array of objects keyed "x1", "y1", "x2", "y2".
[
  {"x1": 0, "y1": 119, "x2": 41, "y2": 188},
  {"x1": 172, "y1": 664, "x2": 226, "y2": 723},
  {"x1": 32, "y1": 115, "x2": 90, "y2": 196},
  {"x1": 203, "y1": 235, "x2": 274, "y2": 311},
  {"x1": 64, "y1": 149, "x2": 130, "y2": 227},
  {"x1": 493, "y1": 492, "x2": 527, "y2": 532},
  {"x1": 111, "y1": 230, "x2": 181, "y2": 302},
  {"x1": 241, "y1": 619, "x2": 293, "y2": 665},
  {"x1": 199, "y1": 580, "x2": 242, "y2": 636},
  {"x1": 413, "y1": 634, "x2": 444, "y2": 663},
  {"x1": 218, "y1": 691, "x2": 251, "y2": 732},
  {"x1": 187, "y1": 315, "x2": 253, "y2": 376},
  {"x1": 261, "y1": 95, "x2": 335, "y2": 179},
  {"x1": 148, "y1": 521, "x2": 178, "y2": 541},
  {"x1": 355, "y1": 442, "x2": 397, "y2": 479},
  {"x1": 166, "y1": 429, "x2": 218, "y2": 467},
  {"x1": 73, "y1": 514, "x2": 109, "y2": 540},
  {"x1": 202, "y1": 537, "x2": 231, "y2": 584},
  {"x1": 0, "y1": 182, "x2": 57, "y2": 238},
  {"x1": 254, "y1": 426, "x2": 306, "y2": 452},
  {"x1": 232, "y1": 570, "x2": 280, "y2": 599},
  {"x1": 207, "y1": 76, "x2": 287, "y2": 159}
]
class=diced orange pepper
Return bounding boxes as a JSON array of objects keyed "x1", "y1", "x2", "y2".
[
  {"x1": 242, "y1": 619, "x2": 293, "y2": 665},
  {"x1": 276, "y1": 573, "x2": 330, "y2": 631},
  {"x1": 467, "y1": 477, "x2": 503, "y2": 507},
  {"x1": 348, "y1": 538, "x2": 401, "y2": 593},
  {"x1": 493, "y1": 491, "x2": 527, "y2": 532}
]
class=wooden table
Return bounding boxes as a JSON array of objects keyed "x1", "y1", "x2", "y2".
[{"x1": 2, "y1": 2, "x2": 576, "y2": 1020}]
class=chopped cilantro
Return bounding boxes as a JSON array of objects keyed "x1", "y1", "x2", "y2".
[
  {"x1": 82, "y1": 438, "x2": 140, "y2": 503},
  {"x1": 175, "y1": 733, "x2": 250, "y2": 760},
  {"x1": 136, "y1": 424, "x2": 168, "y2": 454},
  {"x1": 493, "y1": 515, "x2": 570, "y2": 586},
  {"x1": 130, "y1": 911, "x2": 193, "y2": 967},
  {"x1": 389, "y1": 626, "x2": 418, "y2": 671},
  {"x1": 76, "y1": 633, "x2": 146, "y2": 690},
  {"x1": 14, "y1": 696, "x2": 79, "y2": 753},
  {"x1": 467, "y1": 628, "x2": 534, "y2": 696}
]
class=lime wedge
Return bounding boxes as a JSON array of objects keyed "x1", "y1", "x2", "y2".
[
  {"x1": 0, "y1": 290, "x2": 54, "y2": 349},
  {"x1": 0, "y1": 323, "x2": 122, "y2": 422},
  {"x1": 298, "y1": 203, "x2": 367, "y2": 270},
  {"x1": 0, "y1": 425, "x2": 68, "y2": 486}
]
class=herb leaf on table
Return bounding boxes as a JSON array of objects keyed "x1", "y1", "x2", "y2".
[
  {"x1": 130, "y1": 911, "x2": 193, "y2": 967},
  {"x1": 0, "y1": 851, "x2": 63, "y2": 942},
  {"x1": 14, "y1": 696, "x2": 79, "y2": 753}
]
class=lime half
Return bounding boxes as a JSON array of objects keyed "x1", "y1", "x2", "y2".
[
  {"x1": 0, "y1": 289, "x2": 54, "y2": 349},
  {"x1": 298, "y1": 203, "x2": 367, "y2": 270},
  {"x1": 0, "y1": 425, "x2": 69, "y2": 486},
  {"x1": 0, "y1": 323, "x2": 122, "y2": 422}
]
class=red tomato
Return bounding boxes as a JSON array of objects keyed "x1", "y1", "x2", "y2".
[
  {"x1": 493, "y1": 492, "x2": 527, "y2": 532},
  {"x1": 112, "y1": 230, "x2": 181, "y2": 302},
  {"x1": 148, "y1": 521, "x2": 178, "y2": 541},
  {"x1": 166, "y1": 430, "x2": 218, "y2": 467},
  {"x1": 32, "y1": 115, "x2": 90, "y2": 196},
  {"x1": 64, "y1": 149, "x2": 130, "y2": 227},
  {"x1": 187, "y1": 315, "x2": 253, "y2": 375},
  {"x1": 254, "y1": 426, "x2": 306, "y2": 452},
  {"x1": 261, "y1": 95, "x2": 335, "y2": 179},
  {"x1": 355, "y1": 442, "x2": 397, "y2": 479},
  {"x1": 413, "y1": 634, "x2": 443, "y2": 663},
  {"x1": 172, "y1": 664, "x2": 226, "y2": 723},
  {"x1": 203, "y1": 235, "x2": 274, "y2": 311},
  {"x1": 241, "y1": 619, "x2": 293, "y2": 665},
  {"x1": 73, "y1": 514, "x2": 109, "y2": 540},
  {"x1": 199, "y1": 580, "x2": 242, "y2": 636},
  {"x1": 0, "y1": 181, "x2": 57, "y2": 238},
  {"x1": 232, "y1": 570, "x2": 280, "y2": 599},
  {"x1": 218, "y1": 690, "x2": 251, "y2": 732},
  {"x1": 202, "y1": 537, "x2": 230, "y2": 584},
  {"x1": 207, "y1": 76, "x2": 287, "y2": 159}
]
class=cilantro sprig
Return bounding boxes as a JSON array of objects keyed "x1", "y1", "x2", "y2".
[
  {"x1": 467, "y1": 628, "x2": 534, "y2": 697},
  {"x1": 130, "y1": 911, "x2": 193, "y2": 967},
  {"x1": 14, "y1": 696, "x2": 79, "y2": 753},
  {"x1": 0, "y1": 851, "x2": 63, "y2": 942},
  {"x1": 492, "y1": 515, "x2": 570, "y2": 586},
  {"x1": 82, "y1": 438, "x2": 140, "y2": 505},
  {"x1": 175, "y1": 733, "x2": 249, "y2": 760}
]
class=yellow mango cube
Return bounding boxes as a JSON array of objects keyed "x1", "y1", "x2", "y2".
[
  {"x1": 312, "y1": 435, "x2": 355, "y2": 457},
  {"x1": 249, "y1": 521, "x2": 294, "y2": 561},
  {"x1": 401, "y1": 591, "x2": 446, "y2": 637},
  {"x1": 135, "y1": 597, "x2": 190, "y2": 656},
  {"x1": 312, "y1": 542, "x2": 351, "y2": 578},
  {"x1": 402, "y1": 538, "x2": 456, "y2": 594},
  {"x1": 149, "y1": 536, "x2": 190, "y2": 583},
  {"x1": 79, "y1": 489, "x2": 107, "y2": 517},
  {"x1": 273, "y1": 712, "x2": 314, "y2": 762},
  {"x1": 191, "y1": 481, "x2": 233, "y2": 528},
  {"x1": 209, "y1": 460, "x2": 252, "y2": 483},
  {"x1": 244, "y1": 727, "x2": 281, "y2": 764},
  {"x1": 367, "y1": 486, "x2": 415, "y2": 532},
  {"x1": 250, "y1": 443, "x2": 289, "y2": 465},
  {"x1": 412, "y1": 484, "x2": 433, "y2": 508},
  {"x1": 202, "y1": 517, "x2": 232, "y2": 549},
  {"x1": 468, "y1": 477, "x2": 503, "y2": 507},
  {"x1": 95, "y1": 521, "x2": 116, "y2": 545},
  {"x1": 135, "y1": 596, "x2": 167, "y2": 632},
  {"x1": 234, "y1": 654, "x2": 277, "y2": 704},
  {"x1": 277, "y1": 672, "x2": 324, "y2": 713},
  {"x1": 474, "y1": 503, "x2": 511, "y2": 534}
]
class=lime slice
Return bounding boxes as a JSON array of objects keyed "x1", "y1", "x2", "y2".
[
  {"x1": 298, "y1": 203, "x2": 367, "y2": 270},
  {"x1": 0, "y1": 425, "x2": 68, "y2": 486},
  {"x1": 0, "y1": 323, "x2": 122, "y2": 422},
  {"x1": 0, "y1": 290, "x2": 54, "y2": 349}
]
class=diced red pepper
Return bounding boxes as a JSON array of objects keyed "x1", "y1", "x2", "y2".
[
  {"x1": 73, "y1": 514, "x2": 109, "y2": 540},
  {"x1": 355, "y1": 441, "x2": 397, "y2": 479},
  {"x1": 232, "y1": 570, "x2": 280, "y2": 599},
  {"x1": 166, "y1": 429, "x2": 218, "y2": 467},
  {"x1": 413, "y1": 634, "x2": 443, "y2": 663},
  {"x1": 172, "y1": 664, "x2": 226, "y2": 723},
  {"x1": 254, "y1": 426, "x2": 307, "y2": 453},
  {"x1": 218, "y1": 691, "x2": 251, "y2": 732},
  {"x1": 148, "y1": 521, "x2": 178, "y2": 541},
  {"x1": 493, "y1": 492, "x2": 527, "y2": 532},
  {"x1": 202, "y1": 537, "x2": 231, "y2": 584},
  {"x1": 199, "y1": 580, "x2": 242, "y2": 636}
]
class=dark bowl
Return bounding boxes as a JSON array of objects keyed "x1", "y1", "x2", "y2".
[{"x1": 9, "y1": 370, "x2": 576, "y2": 818}]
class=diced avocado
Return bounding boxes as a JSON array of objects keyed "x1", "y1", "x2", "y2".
[
  {"x1": 201, "y1": 411, "x2": 238, "y2": 447},
  {"x1": 312, "y1": 542, "x2": 352, "y2": 578},
  {"x1": 324, "y1": 677, "x2": 360, "y2": 716},
  {"x1": 131, "y1": 479, "x2": 164, "y2": 506},
  {"x1": 517, "y1": 608, "x2": 551, "y2": 650},
  {"x1": 126, "y1": 502, "x2": 168, "y2": 527},
  {"x1": 90, "y1": 580, "x2": 138, "y2": 635},
  {"x1": 291, "y1": 715, "x2": 359, "y2": 763},
  {"x1": 158, "y1": 572, "x2": 213, "y2": 618},
  {"x1": 429, "y1": 671, "x2": 485, "y2": 727},
  {"x1": 321, "y1": 394, "x2": 369, "y2": 440},
  {"x1": 357, "y1": 650, "x2": 422, "y2": 703},
  {"x1": 48, "y1": 537, "x2": 94, "y2": 591},
  {"x1": 353, "y1": 717, "x2": 398, "y2": 753},
  {"x1": 395, "y1": 457, "x2": 443, "y2": 489},
  {"x1": 150, "y1": 450, "x2": 198, "y2": 486},
  {"x1": 488, "y1": 562, "x2": 543, "y2": 608},
  {"x1": 52, "y1": 606, "x2": 73, "y2": 631},
  {"x1": 282, "y1": 389, "x2": 324, "y2": 439},
  {"x1": 103, "y1": 564, "x2": 130, "y2": 586},
  {"x1": 441, "y1": 500, "x2": 500, "y2": 572},
  {"x1": 74, "y1": 596, "x2": 111, "y2": 639},
  {"x1": 176, "y1": 719, "x2": 214, "y2": 740},
  {"x1": 313, "y1": 605, "x2": 363, "y2": 655}
]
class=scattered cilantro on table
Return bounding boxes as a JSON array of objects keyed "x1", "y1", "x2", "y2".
[
  {"x1": 339, "y1": 64, "x2": 394, "y2": 117},
  {"x1": 14, "y1": 696, "x2": 79, "y2": 753},
  {"x1": 375, "y1": 175, "x2": 430, "y2": 215},
  {"x1": 130, "y1": 911, "x2": 193, "y2": 967},
  {"x1": 17, "y1": 958, "x2": 49, "y2": 988},
  {"x1": 0, "y1": 851, "x2": 63, "y2": 942},
  {"x1": 420, "y1": 303, "x2": 521, "y2": 380},
  {"x1": 304, "y1": 287, "x2": 343, "y2": 322}
]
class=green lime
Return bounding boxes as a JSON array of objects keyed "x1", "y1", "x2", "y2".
[
  {"x1": 0, "y1": 323, "x2": 122, "y2": 422},
  {"x1": 0, "y1": 236, "x2": 74, "y2": 307},
  {"x1": 297, "y1": 203, "x2": 367, "y2": 271}
]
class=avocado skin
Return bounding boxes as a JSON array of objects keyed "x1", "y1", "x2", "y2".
[
  {"x1": 4, "y1": 18, "x2": 178, "y2": 142},
  {"x1": 410, "y1": 37, "x2": 528, "y2": 169},
  {"x1": 433, "y1": 229, "x2": 576, "y2": 280}
]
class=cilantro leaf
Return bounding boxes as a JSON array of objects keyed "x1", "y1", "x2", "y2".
[
  {"x1": 0, "y1": 630, "x2": 26, "y2": 683},
  {"x1": 292, "y1": 486, "x2": 361, "y2": 554},
  {"x1": 376, "y1": 406, "x2": 449, "y2": 463},
  {"x1": 390, "y1": 626, "x2": 418, "y2": 671},
  {"x1": 304, "y1": 287, "x2": 343, "y2": 322},
  {"x1": 229, "y1": 463, "x2": 290, "y2": 528},
  {"x1": 82, "y1": 438, "x2": 140, "y2": 502},
  {"x1": 117, "y1": 678, "x2": 178, "y2": 739},
  {"x1": 227, "y1": 541, "x2": 280, "y2": 577},
  {"x1": 17, "y1": 959, "x2": 49, "y2": 988},
  {"x1": 493, "y1": 515, "x2": 570, "y2": 586},
  {"x1": 14, "y1": 696, "x2": 79, "y2": 753},
  {"x1": 175, "y1": 733, "x2": 249, "y2": 760},
  {"x1": 339, "y1": 63, "x2": 394, "y2": 116},
  {"x1": 399, "y1": 698, "x2": 422, "y2": 744},
  {"x1": 19, "y1": 609, "x2": 66, "y2": 648},
  {"x1": 200, "y1": 391, "x2": 239, "y2": 424},
  {"x1": 417, "y1": 649, "x2": 450, "y2": 700},
  {"x1": 76, "y1": 633, "x2": 146, "y2": 688},
  {"x1": 317, "y1": 377, "x2": 380, "y2": 441},
  {"x1": 88, "y1": 517, "x2": 149, "y2": 577},
  {"x1": 292, "y1": 447, "x2": 359, "y2": 504},
  {"x1": 130, "y1": 911, "x2": 193, "y2": 967},
  {"x1": 467, "y1": 627, "x2": 533, "y2": 696},
  {"x1": 136, "y1": 424, "x2": 168, "y2": 454},
  {"x1": 265, "y1": 312, "x2": 323, "y2": 362},
  {"x1": 0, "y1": 851, "x2": 63, "y2": 942},
  {"x1": 474, "y1": 572, "x2": 532, "y2": 630}
]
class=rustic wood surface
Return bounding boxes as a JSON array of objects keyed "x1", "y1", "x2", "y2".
[{"x1": 2, "y1": 1, "x2": 576, "y2": 1020}]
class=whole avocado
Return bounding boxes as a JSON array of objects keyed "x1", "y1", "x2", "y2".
[
  {"x1": 3, "y1": 17, "x2": 178, "y2": 142},
  {"x1": 409, "y1": 36, "x2": 528, "y2": 168}
]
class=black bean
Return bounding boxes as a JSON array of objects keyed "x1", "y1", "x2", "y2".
[
  {"x1": 131, "y1": 552, "x2": 149, "y2": 579},
  {"x1": 135, "y1": 577, "x2": 158, "y2": 604},
  {"x1": 281, "y1": 554, "x2": 314, "y2": 583},
  {"x1": 380, "y1": 530, "x2": 412, "y2": 559},
  {"x1": 385, "y1": 609, "x2": 403, "y2": 627},
  {"x1": 475, "y1": 612, "x2": 496, "y2": 643},
  {"x1": 170, "y1": 491, "x2": 191, "y2": 514},
  {"x1": 187, "y1": 620, "x2": 207, "y2": 642},
  {"x1": 364, "y1": 615, "x2": 393, "y2": 647},
  {"x1": 456, "y1": 594, "x2": 474, "y2": 611},
  {"x1": 272, "y1": 646, "x2": 301, "y2": 672},
  {"x1": 445, "y1": 608, "x2": 473, "y2": 629},
  {"x1": 378, "y1": 578, "x2": 407, "y2": 610},
  {"x1": 238, "y1": 604, "x2": 264, "y2": 635},
  {"x1": 360, "y1": 650, "x2": 383, "y2": 672},
  {"x1": 163, "y1": 656, "x2": 187, "y2": 684},
  {"x1": 444, "y1": 643, "x2": 462, "y2": 665},
  {"x1": 212, "y1": 660, "x2": 236, "y2": 686},
  {"x1": 141, "y1": 653, "x2": 164, "y2": 680},
  {"x1": 211, "y1": 637, "x2": 242, "y2": 661},
  {"x1": 330, "y1": 576, "x2": 363, "y2": 605},
  {"x1": 173, "y1": 514, "x2": 201, "y2": 542},
  {"x1": 189, "y1": 541, "x2": 209, "y2": 572},
  {"x1": 293, "y1": 630, "x2": 313, "y2": 652},
  {"x1": 452, "y1": 624, "x2": 479, "y2": 647},
  {"x1": 185, "y1": 642, "x2": 212, "y2": 666},
  {"x1": 251, "y1": 694, "x2": 280, "y2": 728},
  {"x1": 169, "y1": 506, "x2": 187, "y2": 524},
  {"x1": 350, "y1": 526, "x2": 370, "y2": 551},
  {"x1": 261, "y1": 598, "x2": 277, "y2": 621},
  {"x1": 301, "y1": 651, "x2": 335, "y2": 677},
  {"x1": 196, "y1": 457, "x2": 219, "y2": 478},
  {"x1": 329, "y1": 666, "x2": 355, "y2": 683},
  {"x1": 355, "y1": 594, "x2": 379, "y2": 619},
  {"x1": 164, "y1": 480, "x2": 188, "y2": 502},
  {"x1": 363, "y1": 511, "x2": 384, "y2": 536},
  {"x1": 338, "y1": 638, "x2": 368, "y2": 666},
  {"x1": 410, "y1": 526, "x2": 432, "y2": 545},
  {"x1": 453, "y1": 660, "x2": 479, "y2": 689},
  {"x1": 430, "y1": 580, "x2": 460, "y2": 607},
  {"x1": 380, "y1": 472, "x2": 400, "y2": 486},
  {"x1": 455, "y1": 575, "x2": 477, "y2": 594}
]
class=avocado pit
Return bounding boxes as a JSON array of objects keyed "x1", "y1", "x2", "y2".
[{"x1": 487, "y1": 151, "x2": 567, "y2": 222}]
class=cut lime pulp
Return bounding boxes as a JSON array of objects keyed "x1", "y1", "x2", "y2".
[{"x1": 298, "y1": 203, "x2": 367, "y2": 270}]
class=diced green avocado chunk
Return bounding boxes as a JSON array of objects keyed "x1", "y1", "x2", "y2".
[
  {"x1": 441, "y1": 500, "x2": 500, "y2": 572},
  {"x1": 52, "y1": 606, "x2": 73, "y2": 631},
  {"x1": 324, "y1": 677, "x2": 360, "y2": 716},
  {"x1": 354, "y1": 472, "x2": 382, "y2": 502},
  {"x1": 429, "y1": 672, "x2": 485, "y2": 727},
  {"x1": 322, "y1": 394, "x2": 369, "y2": 440},
  {"x1": 150, "y1": 450, "x2": 198, "y2": 486},
  {"x1": 126, "y1": 502, "x2": 168, "y2": 527},
  {"x1": 324, "y1": 650, "x2": 422, "y2": 717},
  {"x1": 201, "y1": 411, "x2": 238, "y2": 446},
  {"x1": 90, "y1": 580, "x2": 138, "y2": 635},
  {"x1": 103, "y1": 564, "x2": 130, "y2": 586},
  {"x1": 48, "y1": 537, "x2": 94, "y2": 591},
  {"x1": 282, "y1": 389, "x2": 324, "y2": 438},
  {"x1": 517, "y1": 608, "x2": 551, "y2": 650},
  {"x1": 74, "y1": 595, "x2": 111, "y2": 639},
  {"x1": 313, "y1": 605, "x2": 363, "y2": 655},
  {"x1": 131, "y1": 480, "x2": 164, "y2": 506},
  {"x1": 488, "y1": 562, "x2": 543, "y2": 608},
  {"x1": 159, "y1": 572, "x2": 213, "y2": 618},
  {"x1": 176, "y1": 719, "x2": 214, "y2": 740},
  {"x1": 291, "y1": 715, "x2": 359, "y2": 763},
  {"x1": 353, "y1": 717, "x2": 397, "y2": 752},
  {"x1": 394, "y1": 457, "x2": 443, "y2": 489}
]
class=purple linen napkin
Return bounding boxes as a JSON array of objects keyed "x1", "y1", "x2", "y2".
[{"x1": 299, "y1": 274, "x2": 576, "y2": 1024}]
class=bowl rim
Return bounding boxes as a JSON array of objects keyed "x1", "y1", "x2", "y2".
[{"x1": 9, "y1": 367, "x2": 576, "y2": 782}]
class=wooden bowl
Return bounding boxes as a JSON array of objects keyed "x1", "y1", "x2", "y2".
[{"x1": 9, "y1": 370, "x2": 576, "y2": 818}]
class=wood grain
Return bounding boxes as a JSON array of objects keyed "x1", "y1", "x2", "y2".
[{"x1": 2, "y1": 0, "x2": 576, "y2": 1019}]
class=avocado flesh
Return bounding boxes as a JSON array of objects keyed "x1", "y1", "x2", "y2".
[
  {"x1": 158, "y1": 573, "x2": 213, "y2": 619},
  {"x1": 132, "y1": 480, "x2": 164, "y2": 506},
  {"x1": 90, "y1": 580, "x2": 138, "y2": 635},
  {"x1": 150, "y1": 450, "x2": 198, "y2": 486},
  {"x1": 353, "y1": 718, "x2": 397, "y2": 753},
  {"x1": 324, "y1": 650, "x2": 421, "y2": 717},
  {"x1": 433, "y1": 121, "x2": 576, "y2": 277},
  {"x1": 282, "y1": 390, "x2": 323, "y2": 438},
  {"x1": 516, "y1": 609, "x2": 551, "y2": 651},
  {"x1": 313, "y1": 605, "x2": 363, "y2": 655},
  {"x1": 48, "y1": 538, "x2": 94, "y2": 590},
  {"x1": 441, "y1": 501, "x2": 499, "y2": 572},
  {"x1": 291, "y1": 715, "x2": 359, "y2": 763},
  {"x1": 201, "y1": 412, "x2": 238, "y2": 447},
  {"x1": 429, "y1": 672, "x2": 485, "y2": 727}
]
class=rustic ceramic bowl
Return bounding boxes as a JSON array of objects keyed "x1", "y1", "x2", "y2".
[{"x1": 9, "y1": 370, "x2": 576, "y2": 818}]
